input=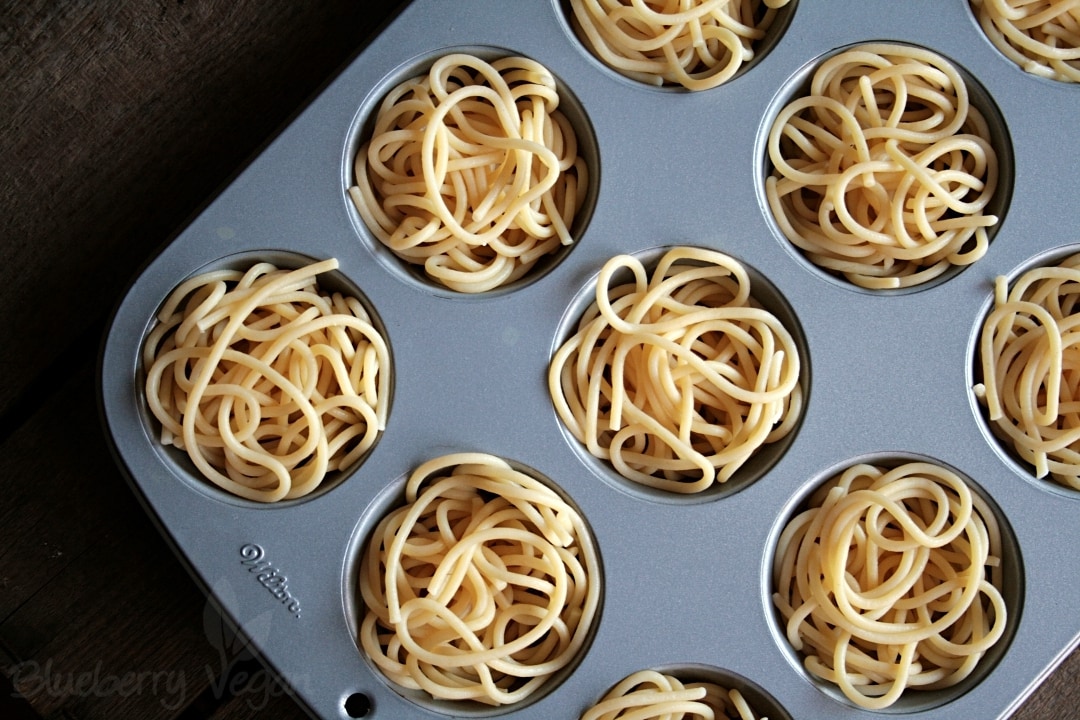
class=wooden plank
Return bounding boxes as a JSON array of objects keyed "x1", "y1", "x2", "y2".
[
  {"x1": 0, "y1": 344, "x2": 130, "y2": 623},
  {"x1": 0, "y1": 355, "x2": 218, "y2": 718},
  {"x1": 0, "y1": 0, "x2": 404, "y2": 421},
  {"x1": 0, "y1": 352, "x2": 315, "y2": 718},
  {"x1": 1012, "y1": 646, "x2": 1080, "y2": 720}
]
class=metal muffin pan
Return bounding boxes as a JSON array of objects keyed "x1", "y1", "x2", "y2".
[{"x1": 99, "y1": 1, "x2": 1080, "y2": 718}]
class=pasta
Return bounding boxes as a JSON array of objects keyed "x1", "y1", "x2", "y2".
[
  {"x1": 568, "y1": 0, "x2": 792, "y2": 90},
  {"x1": 358, "y1": 452, "x2": 601, "y2": 706},
  {"x1": 973, "y1": 253, "x2": 1080, "y2": 488},
  {"x1": 549, "y1": 247, "x2": 802, "y2": 493},
  {"x1": 971, "y1": 0, "x2": 1080, "y2": 82},
  {"x1": 765, "y1": 43, "x2": 999, "y2": 289},
  {"x1": 143, "y1": 258, "x2": 389, "y2": 502},
  {"x1": 581, "y1": 670, "x2": 765, "y2": 720},
  {"x1": 772, "y1": 462, "x2": 1008, "y2": 710},
  {"x1": 349, "y1": 53, "x2": 588, "y2": 293}
]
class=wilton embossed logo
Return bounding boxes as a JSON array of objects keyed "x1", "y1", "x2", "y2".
[{"x1": 239, "y1": 544, "x2": 301, "y2": 618}]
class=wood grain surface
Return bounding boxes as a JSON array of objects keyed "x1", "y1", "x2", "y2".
[{"x1": 1, "y1": 2, "x2": 1077, "y2": 719}]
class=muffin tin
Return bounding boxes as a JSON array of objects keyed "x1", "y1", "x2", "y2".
[{"x1": 99, "y1": 1, "x2": 1080, "y2": 718}]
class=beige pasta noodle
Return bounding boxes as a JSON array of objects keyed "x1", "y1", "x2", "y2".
[
  {"x1": 549, "y1": 247, "x2": 802, "y2": 493},
  {"x1": 765, "y1": 43, "x2": 999, "y2": 289},
  {"x1": 581, "y1": 670, "x2": 766, "y2": 720},
  {"x1": 143, "y1": 258, "x2": 389, "y2": 502},
  {"x1": 772, "y1": 462, "x2": 1008, "y2": 710},
  {"x1": 349, "y1": 53, "x2": 588, "y2": 293},
  {"x1": 971, "y1": 0, "x2": 1080, "y2": 82},
  {"x1": 973, "y1": 253, "x2": 1080, "y2": 488},
  {"x1": 568, "y1": 0, "x2": 792, "y2": 90},
  {"x1": 358, "y1": 452, "x2": 601, "y2": 706}
]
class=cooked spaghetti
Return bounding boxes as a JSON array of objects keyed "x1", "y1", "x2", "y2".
[
  {"x1": 549, "y1": 247, "x2": 802, "y2": 493},
  {"x1": 765, "y1": 43, "x2": 999, "y2": 289},
  {"x1": 581, "y1": 670, "x2": 765, "y2": 719},
  {"x1": 143, "y1": 258, "x2": 389, "y2": 502},
  {"x1": 971, "y1": 0, "x2": 1080, "y2": 82},
  {"x1": 358, "y1": 453, "x2": 601, "y2": 706},
  {"x1": 568, "y1": 0, "x2": 792, "y2": 90},
  {"x1": 349, "y1": 53, "x2": 587, "y2": 292},
  {"x1": 772, "y1": 462, "x2": 1008, "y2": 709},
  {"x1": 974, "y1": 252, "x2": 1080, "y2": 488}
]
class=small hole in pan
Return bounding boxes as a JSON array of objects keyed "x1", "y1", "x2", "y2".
[{"x1": 343, "y1": 692, "x2": 372, "y2": 717}]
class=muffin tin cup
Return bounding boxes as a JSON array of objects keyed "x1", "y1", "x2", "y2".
[
  {"x1": 550, "y1": 243, "x2": 811, "y2": 505},
  {"x1": 763, "y1": 451, "x2": 1024, "y2": 715},
  {"x1": 756, "y1": 38, "x2": 1016, "y2": 294},
  {"x1": 967, "y1": 243, "x2": 1080, "y2": 502},
  {"x1": 100, "y1": 1, "x2": 1080, "y2": 718},
  {"x1": 133, "y1": 248, "x2": 395, "y2": 508},
  {"x1": 341, "y1": 44, "x2": 601, "y2": 297}
]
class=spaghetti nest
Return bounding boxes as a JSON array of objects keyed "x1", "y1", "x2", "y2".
[
  {"x1": 972, "y1": 0, "x2": 1080, "y2": 82},
  {"x1": 349, "y1": 53, "x2": 588, "y2": 293},
  {"x1": 974, "y1": 253, "x2": 1080, "y2": 488},
  {"x1": 772, "y1": 462, "x2": 1008, "y2": 710},
  {"x1": 581, "y1": 670, "x2": 764, "y2": 720},
  {"x1": 765, "y1": 43, "x2": 999, "y2": 289},
  {"x1": 358, "y1": 453, "x2": 601, "y2": 706},
  {"x1": 568, "y1": 0, "x2": 792, "y2": 90},
  {"x1": 143, "y1": 259, "x2": 390, "y2": 502},
  {"x1": 549, "y1": 247, "x2": 802, "y2": 493}
]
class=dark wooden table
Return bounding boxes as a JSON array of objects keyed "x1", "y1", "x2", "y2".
[{"x1": 1, "y1": 2, "x2": 1078, "y2": 719}]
